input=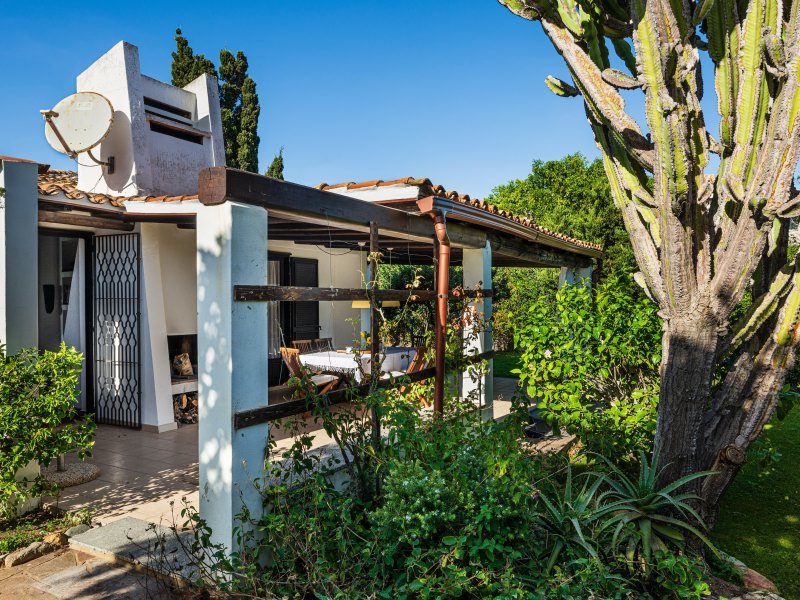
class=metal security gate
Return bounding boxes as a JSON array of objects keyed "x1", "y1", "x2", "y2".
[{"x1": 93, "y1": 233, "x2": 142, "y2": 428}]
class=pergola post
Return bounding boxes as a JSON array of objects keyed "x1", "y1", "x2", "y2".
[
  {"x1": 558, "y1": 265, "x2": 593, "y2": 288},
  {"x1": 196, "y1": 202, "x2": 269, "y2": 554},
  {"x1": 0, "y1": 159, "x2": 39, "y2": 353},
  {"x1": 462, "y1": 242, "x2": 493, "y2": 408}
]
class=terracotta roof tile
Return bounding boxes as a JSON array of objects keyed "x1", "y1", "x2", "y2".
[
  {"x1": 37, "y1": 170, "x2": 198, "y2": 207},
  {"x1": 318, "y1": 177, "x2": 603, "y2": 252}
]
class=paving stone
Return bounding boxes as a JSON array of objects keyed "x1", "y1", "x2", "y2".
[
  {"x1": 0, "y1": 572, "x2": 59, "y2": 598},
  {"x1": 22, "y1": 549, "x2": 78, "y2": 578},
  {"x1": 69, "y1": 517, "x2": 198, "y2": 582},
  {"x1": 64, "y1": 524, "x2": 91, "y2": 538},
  {"x1": 32, "y1": 558, "x2": 176, "y2": 599}
]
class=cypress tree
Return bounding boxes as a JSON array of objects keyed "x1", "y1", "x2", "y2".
[
  {"x1": 170, "y1": 32, "x2": 260, "y2": 172},
  {"x1": 236, "y1": 76, "x2": 260, "y2": 173},
  {"x1": 171, "y1": 28, "x2": 217, "y2": 87},
  {"x1": 265, "y1": 148, "x2": 284, "y2": 180}
]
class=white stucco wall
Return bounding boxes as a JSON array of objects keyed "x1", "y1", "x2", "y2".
[
  {"x1": 155, "y1": 226, "x2": 197, "y2": 335},
  {"x1": 77, "y1": 41, "x2": 150, "y2": 197},
  {"x1": 139, "y1": 223, "x2": 179, "y2": 432},
  {"x1": 268, "y1": 240, "x2": 364, "y2": 347},
  {"x1": 76, "y1": 41, "x2": 224, "y2": 198}
]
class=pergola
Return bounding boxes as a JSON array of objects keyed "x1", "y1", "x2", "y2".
[{"x1": 194, "y1": 167, "x2": 600, "y2": 552}]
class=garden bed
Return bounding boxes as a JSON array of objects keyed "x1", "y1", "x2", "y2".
[{"x1": 0, "y1": 506, "x2": 91, "y2": 556}]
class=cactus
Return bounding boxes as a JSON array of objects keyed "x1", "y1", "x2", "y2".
[{"x1": 497, "y1": 0, "x2": 800, "y2": 521}]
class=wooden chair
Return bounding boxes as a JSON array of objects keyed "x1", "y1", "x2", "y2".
[
  {"x1": 291, "y1": 339, "x2": 315, "y2": 354},
  {"x1": 280, "y1": 347, "x2": 339, "y2": 394},
  {"x1": 313, "y1": 337, "x2": 334, "y2": 352},
  {"x1": 382, "y1": 347, "x2": 431, "y2": 405},
  {"x1": 383, "y1": 347, "x2": 429, "y2": 381}
]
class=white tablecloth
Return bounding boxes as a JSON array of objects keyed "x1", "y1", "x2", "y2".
[{"x1": 299, "y1": 347, "x2": 415, "y2": 383}]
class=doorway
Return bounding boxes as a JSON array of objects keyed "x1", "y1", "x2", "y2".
[{"x1": 37, "y1": 229, "x2": 94, "y2": 412}]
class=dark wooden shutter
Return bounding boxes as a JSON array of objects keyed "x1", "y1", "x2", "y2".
[{"x1": 289, "y1": 257, "x2": 320, "y2": 341}]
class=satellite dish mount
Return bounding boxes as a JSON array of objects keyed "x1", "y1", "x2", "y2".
[{"x1": 41, "y1": 92, "x2": 116, "y2": 174}]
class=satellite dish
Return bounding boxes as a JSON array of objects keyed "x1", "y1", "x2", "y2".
[{"x1": 41, "y1": 92, "x2": 115, "y2": 173}]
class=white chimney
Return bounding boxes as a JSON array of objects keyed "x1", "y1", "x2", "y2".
[{"x1": 76, "y1": 41, "x2": 225, "y2": 197}]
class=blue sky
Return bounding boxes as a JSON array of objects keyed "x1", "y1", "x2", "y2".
[{"x1": 2, "y1": 1, "x2": 636, "y2": 198}]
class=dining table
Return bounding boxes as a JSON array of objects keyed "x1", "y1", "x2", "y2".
[{"x1": 298, "y1": 347, "x2": 416, "y2": 383}]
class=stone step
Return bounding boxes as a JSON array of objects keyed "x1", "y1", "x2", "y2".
[{"x1": 69, "y1": 517, "x2": 198, "y2": 584}]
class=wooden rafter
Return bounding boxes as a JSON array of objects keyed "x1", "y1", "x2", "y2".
[{"x1": 233, "y1": 285, "x2": 493, "y2": 302}]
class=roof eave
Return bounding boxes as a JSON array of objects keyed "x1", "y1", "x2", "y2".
[{"x1": 416, "y1": 195, "x2": 602, "y2": 259}]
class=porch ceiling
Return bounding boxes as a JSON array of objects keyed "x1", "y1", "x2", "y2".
[
  {"x1": 267, "y1": 215, "x2": 590, "y2": 268},
  {"x1": 201, "y1": 168, "x2": 595, "y2": 269}
]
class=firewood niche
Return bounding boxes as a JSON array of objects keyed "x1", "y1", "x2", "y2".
[{"x1": 168, "y1": 334, "x2": 198, "y2": 424}]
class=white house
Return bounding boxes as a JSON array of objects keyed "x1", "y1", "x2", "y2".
[{"x1": 0, "y1": 40, "x2": 601, "y2": 553}]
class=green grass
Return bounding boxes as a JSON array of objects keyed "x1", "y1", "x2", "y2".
[
  {"x1": 0, "y1": 507, "x2": 91, "y2": 553},
  {"x1": 712, "y1": 408, "x2": 800, "y2": 599},
  {"x1": 493, "y1": 351, "x2": 522, "y2": 379}
]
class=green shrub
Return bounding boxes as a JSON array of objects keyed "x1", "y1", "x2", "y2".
[
  {"x1": 0, "y1": 344, "x2": 95, "y2": 519},
  {"x1": 652, "y1": 551, "x2": 712, "y2": 599},
  {"x1": 370, "y1": 427, "x2": 539, "y2": 597},
  {"x1": 515, "y1": 275, "x2": 661, "y2": 461}
]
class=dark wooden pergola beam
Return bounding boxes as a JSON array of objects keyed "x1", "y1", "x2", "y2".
[
  {"x1": 486, "y1": 233, "x2": 592, "y2": 269},
  {"x1": 233, "y1": 285, "x2": 493, "y2": 302},
  {"x1": 198, "y1": 167, "x2": 487, "y2": 249},
  {"x1": 234, "y1": 350, "x2": 494, "y2": 428},
  {"x1": 38, "y1": 210, "x2": 134, "y2": 232}
]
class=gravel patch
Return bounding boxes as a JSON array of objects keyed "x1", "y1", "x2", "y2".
[{"x1": 43, "y1": 463, "x2": 100, "y2": 488}]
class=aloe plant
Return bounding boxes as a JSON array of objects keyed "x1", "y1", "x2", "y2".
[
  {"x1": 536, "y1": 464, "x2": 603, "y2": 572},
  {"x1": 594, "y1": 451, "x2": 716, "y2": 571},
  {"x1": 497, "y1": 0, "x2": 800, "y2": 524}
]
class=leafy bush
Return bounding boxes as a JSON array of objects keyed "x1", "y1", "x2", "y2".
[
  {"x1": 653, "y1": 551, "x2": 712, "y2": 599},
  {"x1": 515, "y1": 275, "x2": 662, "y2": 461},
  {"x1": 0, "y1": 344, "x2": 95, "y2": 519},
  {"x1": 175, "y1": 396, "x2": 714, "y2": 598}
]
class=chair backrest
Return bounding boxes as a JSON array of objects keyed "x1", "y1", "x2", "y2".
[
  {"x1": 280, "y1": 347, "x2": 304, "y2": 378},
  {"x1": 291, "y1": 339, "x2": 315, "y2": 354},
  {"x1": 313, "y1": 338, "x2": 333, "y2": 352},
  {"x1": 406, "y1": 347, "x2": 429, "y2": 374}
]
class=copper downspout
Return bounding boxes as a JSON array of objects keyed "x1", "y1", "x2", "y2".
[{"x1": 432, "y1": 212, "x2": 450, "y2": 414}]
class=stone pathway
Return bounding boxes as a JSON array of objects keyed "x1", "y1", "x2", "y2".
[{"x1": 0, "y1": 548, "x2": 178, "y2": 599}]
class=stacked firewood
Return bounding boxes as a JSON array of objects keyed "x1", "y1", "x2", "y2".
[{"x1": 173, "y1": 392, "x2": 198, "y2": 424}]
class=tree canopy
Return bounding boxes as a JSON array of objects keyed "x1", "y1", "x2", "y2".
[
  {"x1": 170, "y1": 29, "x2": 260, "y2": 173},
  {"x1": 266, "y1": 147, "x2": 285, "y2": 180},
  {"x1": 488, "y1": 153, "x2": 634, "y2": 276}
]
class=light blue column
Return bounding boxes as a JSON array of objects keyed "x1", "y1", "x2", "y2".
[
  {"x1": 196, "y1": 202, "x2": 269, "y2": 554},
  {"x1": 462, "y1": 242, "x2": 493, "y2": 408},
  {"x1": 558, "y1": 265, "x2": 593, "y2": 289},
  {"x1": 0, "y1": 159, "x2": 38, "y2": 352}
]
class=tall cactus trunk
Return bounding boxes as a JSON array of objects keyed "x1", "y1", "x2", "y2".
[
  {"x1": 655, "y1": 315, "x2": 719, "y2": 494},
  {"x1": 498, "y1": 0, "x2": 800, "y2": 525}
]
